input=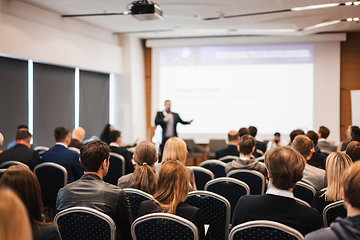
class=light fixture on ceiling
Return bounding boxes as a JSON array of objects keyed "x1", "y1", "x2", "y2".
[
  {"x1": 291, "y1": 3, "x2": 341, "y2": 11},
  {"x1": 302, "y1": 16, "x2": 359, "y2": 31}
]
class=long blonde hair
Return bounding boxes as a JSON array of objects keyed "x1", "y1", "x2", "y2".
[
  {"x1": 162, "y1": 137, "x2": 187, "y2": 165},
  {"x1": 0, "y1": 188, "x2": 32, "y2": 240},
  {"x1": 129, "y1": 141, "x2": 158, "y2": 195},
  {"x1": 323, "y1": 152, "x2": 353, "y2": 201},
  {"x1": 153, "y1": 160, "x2": 189, "y2": 214}
]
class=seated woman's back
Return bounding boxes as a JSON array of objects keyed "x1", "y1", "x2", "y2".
[
  {"x1": 118, "y1": 141, "x2": 158, "y2": 195},
  {"x1": 312, "y1": 152, "x2": 353, "y2": 214},
  {"x1": 138, "y1": 160, "x2": 206, "y2": 240}
]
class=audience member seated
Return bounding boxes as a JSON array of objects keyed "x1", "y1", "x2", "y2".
[
  {"x1": 225, "y1": 134, "x2": 267, "y2": 177},
  {"x1": 138, "y1": 160, "x2": 206, "y2": 240},
  {"x1": 100, "y1": 123, "x2": 114, "y2": 145},
  {"x1": 56, "y1": 140, "x2": 132, "y2": 240},
  {"x1": 109, "y1": 130, "x2": 134, "y2": 175},
  {"x1": 249, "y1": 126, "x2": 267, "y2": 154},
  {"x1": 267, "y1": 132, "x2": 283, "y2": 150},
  {"x1": 311, "y1": 152, "x2": 352, "y2": 214},
  {"x1": 238, "y1": 127, "x2": 250, "y2": 137},
  {"x1": 0, "y1": 165, "x2": 61, "y2": 240},
  {"x1": 289, "y1": 129, "x2": 305, "y2": 145},
  {"x1": 317, "y1": 126, "x2": 337, "y2": 154},
  {"x1": 304, "y1": 161, "x2": 360, "y2": 239},
  {"x1": 0, "y1": 129, "x2": 41, "y2": 170},
  {"x1": 306, "y1": 130, "x2": 327, "y2": 170},
  {"x1": 340, "y1": 125, "x2": 353, "y2": 151},
  {"x1": 42, "y1": 126, "x2": 83, "y2": 183},
  {"x1": 215, "y1": 130, "x2": 240, "y2": 159},
  {"x1": 118, "y1": 141, "x2": 157, "y2": 195},
  {"x1": 0, "y1": 132, "x2": 4, "y2": 154},
  {"x1": 346, "y1": 141, "x2": 360, "y2": 162},
  {"x1": 292, "y1": 135, "x2": 327, "y2": 191},
  {"x1": 232, "y1": 146, "x2": 323, "y2": 236},
  {"x1": 161, "y1": 137, "x2": 197, "y2": 191},
  {"x1": 6, "y1": 124, "x2": 29, "y2": 149},
  {"x1": 349, "y1": 125, "x2": 360, "y2": 142},
  {"x1": 0, "y1": 188, "x2": 32, "y2": 240},
  {"x1": 68, "y1": 127, "x2": 85, "y2": 150}
]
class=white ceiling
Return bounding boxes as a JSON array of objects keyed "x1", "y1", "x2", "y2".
[{"x1": 18, "y1": 0, "x2": 360, "y2": 38}]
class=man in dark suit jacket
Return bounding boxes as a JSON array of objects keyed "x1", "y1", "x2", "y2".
[
  {"x1": 42, "y1": 126, "x2": 83, "y2": 183},
  {"x1": 215, "y1": 130, "x2": 239, "y2": 159},
  {"x1": 0, "y1": 129, "x2": 41, "y2": 170},
  {"x1": 306, "y1": 130, "x2": 327, "y2": 170},
  {"x1": 109, "y1": 130, "x2": 134, "y2": 175},
  {"x1": 155, "y1": 100, "x2": 193, "y2": 156},
  {"x1": 232, "y1": 146, "x2": 323, "y2": 236},
  {"x1": 68, "y1": 127, "x2": 85, "y2": 150}
]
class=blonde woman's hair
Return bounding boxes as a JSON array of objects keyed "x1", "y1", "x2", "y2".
[
  {"x1": 323, "y1": 152, "x2": 353, "y2": 201},
  {"x1": 162, "y1": 137, "x2": 187, "y2": 165},
  {"x1": 129, "y1": 141, "x2": 158, "y2": 195},
  {"x1": 0, "y1": 188, "x2": 32, "y2": 240},
  {"x1": 153, "y1": 159, "x2": 190, "y2": 214}
]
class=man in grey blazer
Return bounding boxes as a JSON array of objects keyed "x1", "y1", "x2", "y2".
[{"x1": 317, "y1": 126, "x2": 337, "y2": 154}]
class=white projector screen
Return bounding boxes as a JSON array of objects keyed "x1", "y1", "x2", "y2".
[{"x1": 151, "y1": 40, "x2": 340, "y2": 144}]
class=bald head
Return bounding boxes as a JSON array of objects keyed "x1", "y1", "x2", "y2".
[
  {"x1": 228, "y1": 130, "x2": 239, "y2": 144},
  {"x1": 72, "y1": 127, "x2": 85, "y2": 141}
]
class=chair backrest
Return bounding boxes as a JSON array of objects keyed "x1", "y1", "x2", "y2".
[
  {"x1": 205, "y1": 177, "x2": 250, "y2": 219},
  {"x1": 189, "y1": 166, "x2": 214, "y2": 190},
  {"x1": 123, "y1": 188, "x2": 153, "y2": 219},
  {"x1": 293, "y1": 182, "x2": 316, "y2": 206},
  {"x1": 294, "y1": 197, "x2": 311, "y2": 207},
  {"x1": 0, "y1": 160, "x2": 29, "y2": 169},
  {"x1": 131, "y1": 213, "x2": 199, "y2": 240},
  {"x1": 68, "y1": 147, "x2": 80, "y2": 154},
  {"x1": 34, "y1": 146, "x2": 49, "y2": 156},
  {"x1": 229, "y1": 220, "x2": 303, "y2": 240},
  {"x1": 323, "y1": 200, "x2": 346, "y2": 227},
  {"x1": 54, "y1": 206, "x2": 116, "y2": 240},
  {"x1": 34, "y1": 162, "x2": 67, "y2": 207},
  {"x1": 185, "y1": 191, "x2": 231, "y2": 240},
  {"x1": 199, "y1": 160, "x2": 227, "y2": 178},
  {"x1": 218, "y1": 155, "x2": 239, "y2": 163},
  {"x1": 226, "y1": 169, "x2": 265, "y2": 195},
  {"x1": 103, "y1": 152, "x2": 125, "y2": 185}
]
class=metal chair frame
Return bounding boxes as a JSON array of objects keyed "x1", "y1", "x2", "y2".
[
  {"x1": 131, "y1": 213, "x2": 199, "y2": 240},
  {"x1": 226, "y1": 169, "x2": 265, "y2": 195},
  {"x1": 109, "y1": 152, "x2": 125, "y2": 176},
  {"x1": 218, "y1": 155, "x2": 239, "y2": 163},
  {"x1": 293, "y1": 182, "x2": 316, "y2": 205},
  {"x1": 294, "y1": 197, "x2": 311, "y2": 207},
  {"x1": 0, "y1": 160, "x2": 29, "y2": 169},
  {"x1": 199, "y1": 160, "x2": 227, "y2": 178},
  {"x1": 54, "y1": 206, "x2": 116, "y2": 240},
  {"x1": 189, "y1": 166, "x2": 215, "y2": 190},
  {"x1": 229, "y1": 220, "x2": 304, "y2": 240}
]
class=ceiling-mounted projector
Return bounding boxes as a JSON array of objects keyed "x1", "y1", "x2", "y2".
[{"x1": 131, "y1": 1, "x2": 163, "y2": 21}]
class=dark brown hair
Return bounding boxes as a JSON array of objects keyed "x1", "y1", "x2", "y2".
[
  {"x1": 265, "y1": 146, "x2": 306, "y2": 190},
  {"x1": 0, "y1": 165, "x2": 43, "y2": 224},
  {"x1": 238, "y1": 127, "x2": 250, "y2": 137},
  {"x1": 319, "y1": 126, "x2": 330, "y2": 139},
  {"x1": 80, "y1": 140, "x2": 110, "y2": 172},
  {"x1": 15, "y1": 129, "x2": 32, "y2": 141},
  {"x1": 346, "y1": 141, "x2": 360, "y2": 162},
  {"x1": 54, "y1": 126, "x2": 71, "y2": 142},
  {"x1": 239, "y1": 134, "x2": 255, "y2": 155},
  {"x1": 129, "y1": 141, "x2": 157, "y2": 195}
]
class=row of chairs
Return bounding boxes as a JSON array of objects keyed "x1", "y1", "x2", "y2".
[{"x1": 55, "y1": 188, "x2": 346, "y2": 240}]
